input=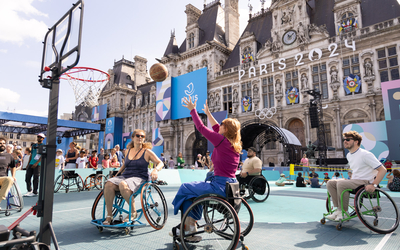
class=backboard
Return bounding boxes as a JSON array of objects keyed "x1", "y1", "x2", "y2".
[{"x1": 39, "y1": 0, "x2": 84, "y2": 83}]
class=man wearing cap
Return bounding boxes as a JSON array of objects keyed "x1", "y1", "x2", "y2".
[
  {"x1": 236, "y1": 147, "x2": 262, "y2": 190},
  {"x1": 0, "y1": 136, "x2": 16, "y2": 207},
  {"x1": 24, "y1": 133, "x2": 45, "y2": 197}
]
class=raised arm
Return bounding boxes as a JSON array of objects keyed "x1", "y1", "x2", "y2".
[{"x1": 202, "y1": 100, "x2": 218, "y2": 127}]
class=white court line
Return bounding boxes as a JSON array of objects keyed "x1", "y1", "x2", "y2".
[
  {"x1": 0, "y1": 207, "x2": 92, "y2": 221},
  {"x1": 374, "y1": 233, "x2": 392, "y2": 250}
]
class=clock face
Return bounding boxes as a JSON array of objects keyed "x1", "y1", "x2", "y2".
[{"x1": 282, "y1": 30, "x2": 297, "y2": 45}]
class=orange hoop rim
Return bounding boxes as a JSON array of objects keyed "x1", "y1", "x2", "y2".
[{"x1": 60, "y1": 66, "x2": 110, "y2": 83}]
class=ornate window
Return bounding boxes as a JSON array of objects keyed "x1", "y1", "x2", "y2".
[
  {"x1": 9, "y1": 134, "x2": 13, "y2": 139},
  {"x1": 377, "y1": 46, "x2": 399, "y2": 82},
  {"x1": 142, "y1": 121, "x2": 146, "y2": 131},
  {"x1": 262, "y1": 77, "x2": 274, "y2": 108},
  {"x1": 188, "y1": 65, "x2": 193, "y2": 72},
  {"x1": 223, "y1": 87, "x2": 232, "y2": 113},
  {"x1": 241, "y1": 46, "x2": 254, "y2": 63},
  {"x1": 312, "y1": 64, "x2": 329, "y2": 99},
  {"x1": 241, "y1": 82, "x2": 252, "y2": 98},
  {"x1": 285, "y1": 70, "x2": 299, "y2": 90},
  {"x1": 342, "y1": 55, "x2": 362, "y2": 95},
  {"x1": 188, "y1": 33, "x2": 194, "y2": 48},
  {"x1": 338, "y1": 12, "x2": 358, "y2": 34}
]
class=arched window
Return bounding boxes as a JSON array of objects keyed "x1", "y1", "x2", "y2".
[
  {"x1": 188, "y1": 65, "x2": 194, "y2": 72},
  {"x1": 338, "y1": 12, "x2": 358, "y2": 34},
  {"x1": 189, "y1": 33, "x2": 195, "y2": 48},
  {"x1": 241, "y1": 46, "x2": 254, "y2": 63}
]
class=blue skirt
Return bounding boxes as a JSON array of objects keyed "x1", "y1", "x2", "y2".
[{"x1": 172, "y1": 176, "x2": 236, "y2": 220}]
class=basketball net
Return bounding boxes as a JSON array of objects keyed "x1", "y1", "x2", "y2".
[{"x1": 61, "y1": 67, "x2": 110, "y2": 107}]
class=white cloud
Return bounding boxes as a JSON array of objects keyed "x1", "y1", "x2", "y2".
[
  {"x1": 15, "y1": 109, "x2": 48, "y2": 117},
  {"x1": 0, "y1": 49, "x2": 7, "y2": 53},
  {"x1": 0, "y1": 88, "x2": 20, "y2": 106},
  {"x1": 0, "y1": 0, "x2": 48, "y2": 44}
]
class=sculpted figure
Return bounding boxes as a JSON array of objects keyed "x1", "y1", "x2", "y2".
[
  {"x1": 301, "y1": 74, "x2": 308, "y2": 90},
  {"x1": 275, "y1": 79, "x2": 282, "y2": 94},
  {"x1": 364, "y1": 60, "x2": 374, "y2": 77}
]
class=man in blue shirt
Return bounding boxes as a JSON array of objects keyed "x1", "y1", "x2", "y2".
[
  {"x1": 24, "y1": 133, "x2": 45, "y2": 197},
  {"x1": 114, "y1": 145, "x2": 124, "y2": 167}
]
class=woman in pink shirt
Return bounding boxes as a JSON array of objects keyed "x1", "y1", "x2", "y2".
[
  {"x1": 102, "y1": 154, "x2": 111, "y2": 168},
  {"x1": 170, "y1": 97, "x2": 242, "y2": 240}
]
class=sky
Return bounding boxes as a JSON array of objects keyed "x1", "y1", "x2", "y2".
[{"x1": 0, "y1": 0, "x2": 274, "y2": 118}]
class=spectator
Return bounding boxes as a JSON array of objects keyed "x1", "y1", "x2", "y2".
[
  {"x1": 310, "y1": 174, "x2": 321, "y2": 188},
  {"x1": 321, "y1": 173, "x2": 330, "y2": 185},
  {"x1": 102, "y1": 154, "x2": 111, "y2": 168},
  {"x1": 202, "y1": 151, "x2": 212, "y2": 169},
  {"x1": 110, "y1": 155, "x2": 120, "y2": 168},
  {"x1": 21, "y1": 147, "x2": 31, "y2": 170},
  {"x1": 65, "y1": 142, "x2": 79, "y2": 169},
  {"x1": 110, "y1": 148, "x2": 117, "y2": 161},
  {"x1": 76, "y1": 151, "x2": 88, "y2": 169},
  {"x1": 347, "y1": 171, "x2": 352, "y2": 179},
  {"x1": 98, "y1": 148, "x2": 105, "y2": 168},
  {"x1": 12, "y1": 149, "x2": 22, "y2": 170},
  {"x1": 55, "y1": 149, "x2": 65, "y2": 171},
  {"x1": 24, "y1": 133, "x2": 45, "y2": 197},
  {"x1": 89, "y1": 150, "x2": 98, "y2": 169},
  {"x1": 382, "y1": 158, "x2": 393, "y2": 172},
  {"x1": 386, "y1": 169, "x2": 400, "y2": 192},
  {"x1": 195, "y1": 154, "x2": 203, "y2": 169},
  {"x1": 331, "y1": 172, "x2": 344, "y2": 180},
  {"x1": 168, "y1": 156, "x2": 175, "y2": 169},
  {"x1": 296, "y1": 172, "x2": 306, "y2": 187},
  {"x1": 160, "y1": 153, "x2": 166, "y2": 167},
  {"x1": 276, "y1": 173, "x2": 294, "y2": 186},
  {"x1": 177, "y1": 152, "x2": 185, "y2": 169},
  {"x1": 115, "y1": 145, "x2": 124, "y2": 167},
  {"x1": 300, "y1": 153, "x2": 309, "y2": 173},
  {"x1": 0, "y1": 137, "x2": 16, "y2": 207},
  {"x1": 6, "y1": 144, "x2": 13, "y2": 154}
]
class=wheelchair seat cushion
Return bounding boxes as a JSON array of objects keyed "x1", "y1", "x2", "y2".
[{"x1": 64, "y1": 171, "x2": 79, "y2": 178}]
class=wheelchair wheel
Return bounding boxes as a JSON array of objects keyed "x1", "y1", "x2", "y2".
[
  {"x1": 140, "y1": 183, "x2": 168, "y2": 230},
  {"x1": 326, "y1": 196, "x2": 356, "y2": 217},
  {"x1": 95, "y1": 174, "x2": 106, "y2": 190},
  {"x1": 76, "y1": 175, "x2": 84, "y2": 192},
  {"x1": 7, "y1": 182, "x2": 24, "y2": 212},
  {"x1": 237, "y1": 198, "x2": 253, "y2": 236},
  {"x1": 91, "y1": 190, "x2": 122, "y2": 220},
  {"x1": 182, "y1": 197, "x2": 240, "y2": 250},
  {"x1": 249, "y1": 176, "x2": 270, "y2": 203},
  {"x1": 84, "y1": 176, "x2": 93, "y2": 191},
  {"x1": 354, "y1": 187, "x2": 399, "y2": 234},
  {"x1": 54, "y1": 175, "x2": 63, "y2": 193}
]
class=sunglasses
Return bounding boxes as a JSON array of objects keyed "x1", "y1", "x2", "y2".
[
  {"x1": 342, "y1": 138, "x2": 354, "y2": 142},
  {"x1": 135, "y1": 134, "x2": 145, "y2": 138},
  {"x1": 220, "y1": 122, "x2": 224, "y2": 126}
]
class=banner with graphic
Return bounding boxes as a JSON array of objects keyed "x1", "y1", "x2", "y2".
[
  {"x1": 156, "y1": 77, "x2": 172, "y2": 122},
  {"x1": 152, "y1": 128, "x2": 164, "y2": 158},
  {"x1": 91, "y1": 104, "x2": 107, "y2": 122},
  {"x1": 381, "y1": 79, "x2": 400, "y2": 121},
  {"x1": 241, "y1": 96, "x2": 252, "y2": 112},
  {"x1": 343, "y1": 74, "x2": 361, "y2": 94},
  {"x1": 98, "y1": 131, "x2": 105, "y2": 152},
  {"x1": 122, "y1": 132, "x2": 132, "y2": 149},
  {"x1": 286, "y1": 87, "x2": 299, "y2": 104},
  {"x1": 105, "y1": 117, "x2": 123, "y2": 150},
  {"x1": 171, "y1": 68, "x2": 207, "y2": 120},
  {"x1": 338, "y1": 18, "x2": 358, "y2": 34}
]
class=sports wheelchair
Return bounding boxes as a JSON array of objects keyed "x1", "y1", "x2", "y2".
[
  {"x1": 172, "y1": 182, "x2": 254, "y2": 250},
  {"x1": 83, "y1": 170, "x2": 107, "y2": 191},
  {"x1": 91, "y1": 181, "x2": 168, "y2": 235},
  {"x1": 240, "y1": 173, "x2": 270, "y2": 203},
  {"x1": 54, "y1": 170, "x2": 84, "y2": 193},
  {"x1": 0, "y1": 182, "x2": 24, "y2": 217},
  {"x1": 321, "y1": 185, "x2": 399, "y2": 233}
]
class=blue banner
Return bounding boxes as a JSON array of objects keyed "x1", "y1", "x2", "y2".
[
  {"x1": 152, "y1": 128, "x2": 164, "y2": 158},
  {"x1": 91, "y1": 104, "x2": 107, "y2": 122},
  {"x1": 98, "y1": 131, "x2": 105, "y2": 151},
  {"x1": 156, "y1": 77, "x2": 172, "y2": 122},
  {"x1": 171, "y1": 68, "x2": 207, "y2": 120},
  {"x1": 105, "y1": 117, "x2": 123, "y2": 150}
]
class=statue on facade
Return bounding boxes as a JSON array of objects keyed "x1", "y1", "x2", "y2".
[
  {"x1": 306, "y1": 141, "x2": 316, "y2": 159},
  {"x1": 137, "y1": 98, "x2": 142, "y2": 107},
  {"x1": 264, "y1": 40, "x2": 272, "y2": 51},
  {"x1": 330, "y1": 68, "x2": 338, "y2": 83},
  {"x1": 253, "y1": 84, "x2": 259, "y2": 97},
  {"x1": 215, "y1": 93, "x2": 221, "y2": 106},
  {"x1": 364, "y1": 60, "x2": 374, "y2": 77},
  {"x1": 151, "y1": 93, "x2": 156, "y2": 103},
  {"x1": 301, "y1": 73, "x2": 308, "y2": 90},
  {"x1": 281, "y1": 6, "x2": 294, "y2": 25},
  {"x1": 233, "y1": 89, "x2": 239, "y2": 103},
  {"x1": 297, "y1": 22, "x2": 308, "y2": 45},
  {"x1": 271, "y1": 31, "x2": 282, "y2": 53},
  {"x1": 275, "y1": 79, "x2": 282, "y2": 94}
]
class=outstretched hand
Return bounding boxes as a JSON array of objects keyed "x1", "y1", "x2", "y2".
[
  {"x1": 182, "y1": 96, "x2": 197, "y2": 111},
  {"x1": 202, "y1": 100, "x2": 211, "y2": 115}
]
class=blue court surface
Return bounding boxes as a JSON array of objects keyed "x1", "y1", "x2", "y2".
[{"x1": 0, "y1": 183, "x2": 399, "y2": 249}]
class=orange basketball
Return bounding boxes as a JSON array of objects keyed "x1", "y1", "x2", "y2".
[{"x1": 150, "y1": 63, "x2": 168, "y2": 82}]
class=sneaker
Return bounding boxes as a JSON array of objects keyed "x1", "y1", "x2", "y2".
[
  {"x1": 326, "y1": 210, "x2": 341, "y2": 220},
  {"x1": 25, "y1": 192, "x2": 36, "y2": 197},
  {"x1": 336, "y1": 212, "x2": 347, "y2": 221},
  {"x1": 168, "y1": 225, "x2": 202, "y2": 242},
  {"x1": 23, "y1": 191, "x2": 33, "y2": 197}
]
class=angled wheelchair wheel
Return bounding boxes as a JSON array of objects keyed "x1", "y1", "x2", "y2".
[
  {"x1": 95, "y1": 174, "x2": 106, "y2": 190},
  {"x1": 83, "y1": 176, "x2": 93, "y2": 191},
  {"x1": 7, "y1": 182, "x2": 24, "y2": 212},
  {"x1": 91, "y1": 190, "x2": 122, "y2": 220},
  {"x1": 182, "y1": 197, "x2": 240, "y2": 250},
  {"x1": 249, "y1": 176, "x2": 270, "y2": 203},
  {"x1": 76, "y1": 175, "x2": 84, "y2": 192},
  {"x1": 54, "y1": 175, "x2": 63, "y2": 193},
  {"x1": 140, "y1": 183, "x2": 168, "y2": 230},
  {"x1": 354, "y1": 187, "x2": 399, "y2": 234},
  {"x1": 237, "y1": 198, "x2": 254, "y2": 237}
]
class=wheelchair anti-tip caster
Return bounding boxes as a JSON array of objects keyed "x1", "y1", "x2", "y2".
[
  {"x1": 320, "y1": 218, "x2": 326, "y2": 224},
  {"x1": 124, "y1": 228, "x2": 130, "y2": 235},
  {"x1": 336, "y1": 223, "x2": 342, "y2": 231}
]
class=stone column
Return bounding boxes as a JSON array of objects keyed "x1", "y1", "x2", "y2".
[{"x1": 333, "y1": 105, "x2": 342, "y2": 149}]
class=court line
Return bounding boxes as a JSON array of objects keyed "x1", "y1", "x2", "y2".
[{"x1": 374, "y1": 233, "x2": 392, "y2": 250}]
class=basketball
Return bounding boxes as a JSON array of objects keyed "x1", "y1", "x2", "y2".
[{"x1": 150, "y1": 63, "x2": 168, "y2": 82}]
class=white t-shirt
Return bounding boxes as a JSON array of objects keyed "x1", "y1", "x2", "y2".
[
  {"x1": 242, "y1": 156, "x2": 262, "y2": 176},
  {"x1": 22, "y1": 154, "x2": 30, "y2": 170},
  {"x1": 347, "y1": 148, "x2": 382, "y2": 182},
  {"x1": 55, "y1": 155, "x2": 65, "y2": 170},
  {"x1": 76, "y1": 157, "x2": 88, "y2": 169}
]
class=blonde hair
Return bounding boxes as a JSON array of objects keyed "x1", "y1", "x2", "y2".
[
  {"x1": 111, "y1": 155, "x2": 118, "y2": 162},
  {"x1": 221, "y1": 118, "x2": 242, "y2": 154},
  {"x1": 127, "y1": 129, "x2": 152, "y2": 150}
]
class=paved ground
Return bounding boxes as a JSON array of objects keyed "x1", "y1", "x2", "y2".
[{"x1": 0, "y1": 184, "x2": 399, "y2": 250}]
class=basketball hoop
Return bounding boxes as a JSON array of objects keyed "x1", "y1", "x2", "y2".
[{"x1": 60, "y1": 67, "x2": 110, "y2": 107}]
